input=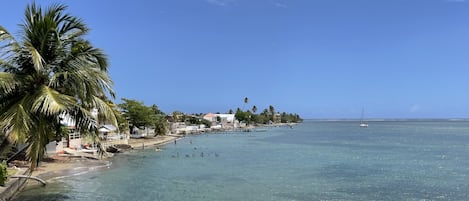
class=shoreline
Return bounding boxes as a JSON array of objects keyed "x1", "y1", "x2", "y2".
[
  {"x1": 18, "y1": 134, "x2": 181, "y2": 191},
  {"x1": 127, "y1": 135, "x2": 179, "y2": 149},
  {"x1": 12, "y1": 123, "x2": 296, "y2": 196},
  {"x1": 30, "y1": 156, "x2": 111, "y2": 183}
]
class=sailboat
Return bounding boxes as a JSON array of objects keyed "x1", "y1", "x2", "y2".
[{"x1": 359, "y1": 108, "x2": 368, "y2": 128}]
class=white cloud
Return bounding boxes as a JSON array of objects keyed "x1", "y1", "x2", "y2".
[{"x1": 205, "y1": 0, "x2": 236, "y2": 6}]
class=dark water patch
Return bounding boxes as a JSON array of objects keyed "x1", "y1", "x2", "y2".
[{"x1": 88, "y1": 175, "x2": 99, "y2": 179}]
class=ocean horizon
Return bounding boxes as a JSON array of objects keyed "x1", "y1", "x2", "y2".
[
  {"x1": 305, "y1": 118, "x2": 469, "y2": 122},
  {"x1": 15, "y1": 120, "x2": 469, "y2": 201}
]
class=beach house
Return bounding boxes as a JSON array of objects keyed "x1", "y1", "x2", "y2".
[
  {"x1": 46, "y1": 109, "x2": 125, "y2": 155},
  {"x1": 202, "y1": 113, "x2": 217, "y2": 122},
  {"x1": 45, "y1": 112, "x2": 86, "y2": 155},
  {"x1": 203, "y1": 113, "x2": 235, "y2": 123}
]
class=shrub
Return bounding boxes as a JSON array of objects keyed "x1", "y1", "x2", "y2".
[{"x1": 0, "y1": 161, "x2": 8, "y2": 186}]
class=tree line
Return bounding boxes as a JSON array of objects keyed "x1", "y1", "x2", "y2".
[
  {"x1": 234, "y1": 105, "x2": 302, "y2": 125},
  {"x1": 234, "y1": 97, "x2": 302, "y2": 125}
]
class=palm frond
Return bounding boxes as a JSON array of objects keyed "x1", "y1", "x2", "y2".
[
  {"x1": 70, "y1": 40, "x2": 108, "y2": 71},
  {"x1": 0, "y1": 59, "x2": 16, "y2": 71},
  {"x1": 92, "y1": 96, "x2": 118, "y2": 128},
  {"x1": 0, "y1": 25, "x2": 16, "y2": 44},
  {"x1": 24, "y1": 42, "x2": 44, "y2": 72},
  {"x1": 0, "y1": 72, "x2": 19, "y2": 94},
  {"x1": 31, "y1": 85, "x2": 75, "y2": 116},
  {"x1": 53, "y1": 65, "x2": 114, "y2": 101},
  {"x1": 0, "y1": 26, "x2": 20, "y2": 66},
  {"x1": 0, "y1": 98, "x2": 32, "y2": 143},
  {"x1": 67, "y1": 106, "x2": 97, "y2": 131}
]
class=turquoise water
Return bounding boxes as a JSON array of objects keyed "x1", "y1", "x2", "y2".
[{"x1": 15, "y1": 121, "x2": 469, "y2": 200}]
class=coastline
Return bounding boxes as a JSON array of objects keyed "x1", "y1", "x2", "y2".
[
  {"x1": 35, "y1": 135, "x2": 179, "y2": 180},
  {"x1": 10, "y1": 123, "x2": 295, "y2": 198},
  {"x1": 27, "y1": 156, "x2": 111, "y2": 186},
  {"x1": 127, "y1": 135, "x2": 179, "y2": 149},
  {"x1": 14, "y1": 134, "x2": 181, "y2": 194}
]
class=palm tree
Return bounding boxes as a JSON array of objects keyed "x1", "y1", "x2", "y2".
[
  {"x1": 252, "y1": 105, "x2": 257, "y2": 114},
  {"x1": 0, "y1": 3, "x2": 116, "y2": 171},
  {"x1": 243, "y1": 97, "x2": 248, "y2": 110},
  {"x1": 269, "y1": 105, "x2": 275, "y2": 122},
  {"x1": 172, "y1": 111, "x2": 181, "y2": 122},
  {"x1": 269, "y1": 105, "x2": 275, "y2": 115}
]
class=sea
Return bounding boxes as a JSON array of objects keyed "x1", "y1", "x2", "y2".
[{"x1": 14, "y1": 120, "x2": 469, "y2": 201}]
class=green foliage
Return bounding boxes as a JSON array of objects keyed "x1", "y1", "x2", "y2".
[
  {"x1": 0, "y1": 161, "x2": 7, "y2": 186},
  {"x1": 235, "y1": 108, "x2": 253, "y2": 124},
  {"x1": 118, "y1": 98, "x2": 168, "y2": 136},
  {"x1": 119, "y1": 98, "x2": 155, "y2": 128},
  {"x1": 235, "y1": 105, "x2": 302, "y2": 125},
  {"x1": 187, "y1": 116, "x2": 212, "y2": 127},
  {"x1": 280, "y1": 112, "x2": 303, "y2": 123},
  {"x1": 0, "y1": 3, "x2": 117, "y2": 170},
  {"x1": 153, "y1": 115, "x2": 168, "y2": 136}
]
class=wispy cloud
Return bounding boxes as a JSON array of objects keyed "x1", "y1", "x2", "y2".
[
  {"x1": 446, "y1": 0, "x2": 465, "y2": 2},
  {"x1": 205, "y1": 0, "x2": 236, "y2": 6}
]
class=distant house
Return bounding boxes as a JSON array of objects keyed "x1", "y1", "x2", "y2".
[
  {"x1": 203, "y1": 113, "x2": 235, "y2": 123},
  {"x1": 46, "y1": 109, "x2": 124, "y2": 155},
  {"x1": 98, "y1": 124, "x2": 118, "y2": 139},
  {"x1": 217, "y1": 114, "x2": 235, "y2": 123},
  {"x1": 274, "y1": 113, "x2": 281, "y2": 123},
  {"x1": 203, "y1": 113, "x2": 217, "y2": 122}
]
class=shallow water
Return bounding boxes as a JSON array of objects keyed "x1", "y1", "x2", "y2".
[{"x1": 14, "y1": 121, "x2": 469, "y2": 200}]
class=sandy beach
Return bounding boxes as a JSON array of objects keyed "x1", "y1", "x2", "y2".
[
  {"x1": 21, "y1": 135, "x2": 180, "y2": 187},
  {"x1": 23, "y1": 156, "x2": 110, "y2": 187}
]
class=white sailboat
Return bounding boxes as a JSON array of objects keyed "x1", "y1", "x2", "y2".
[{"x1": 359, "y1": 108, "x2": 368, "y2": 128}]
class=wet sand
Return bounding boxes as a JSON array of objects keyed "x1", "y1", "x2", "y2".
[{"x1": 27, "y1": 156, "x2": 110, "y2": 186}]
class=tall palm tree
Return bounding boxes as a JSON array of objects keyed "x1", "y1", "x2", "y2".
[
  {"x1": 243, "y1": 97, "x2": 248, "y2": 110},
  {"x1": 269, "y1": 105, "x2": 275, "y2": 115},
  {"x1": 252, "y1": 105, "x2": 257, "y2": 114},
  {"x1": 0, "y1": 3, "x2": 116, "y2": 171}
]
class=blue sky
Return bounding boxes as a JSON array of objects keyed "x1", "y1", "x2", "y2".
[{"x1": 2, "y1": 0, "x2": 468, "y2": 119}]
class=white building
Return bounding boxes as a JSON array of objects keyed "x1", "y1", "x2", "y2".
[
  {"x1": 47, "y1": 110, "x2": 123, "y2": 155},
  {"x1": 217, "y1": 114, "x2": 235, "y2": 123},
  {"x1": 203, "y1": 113, "x2": 235, "y2": 123}
]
